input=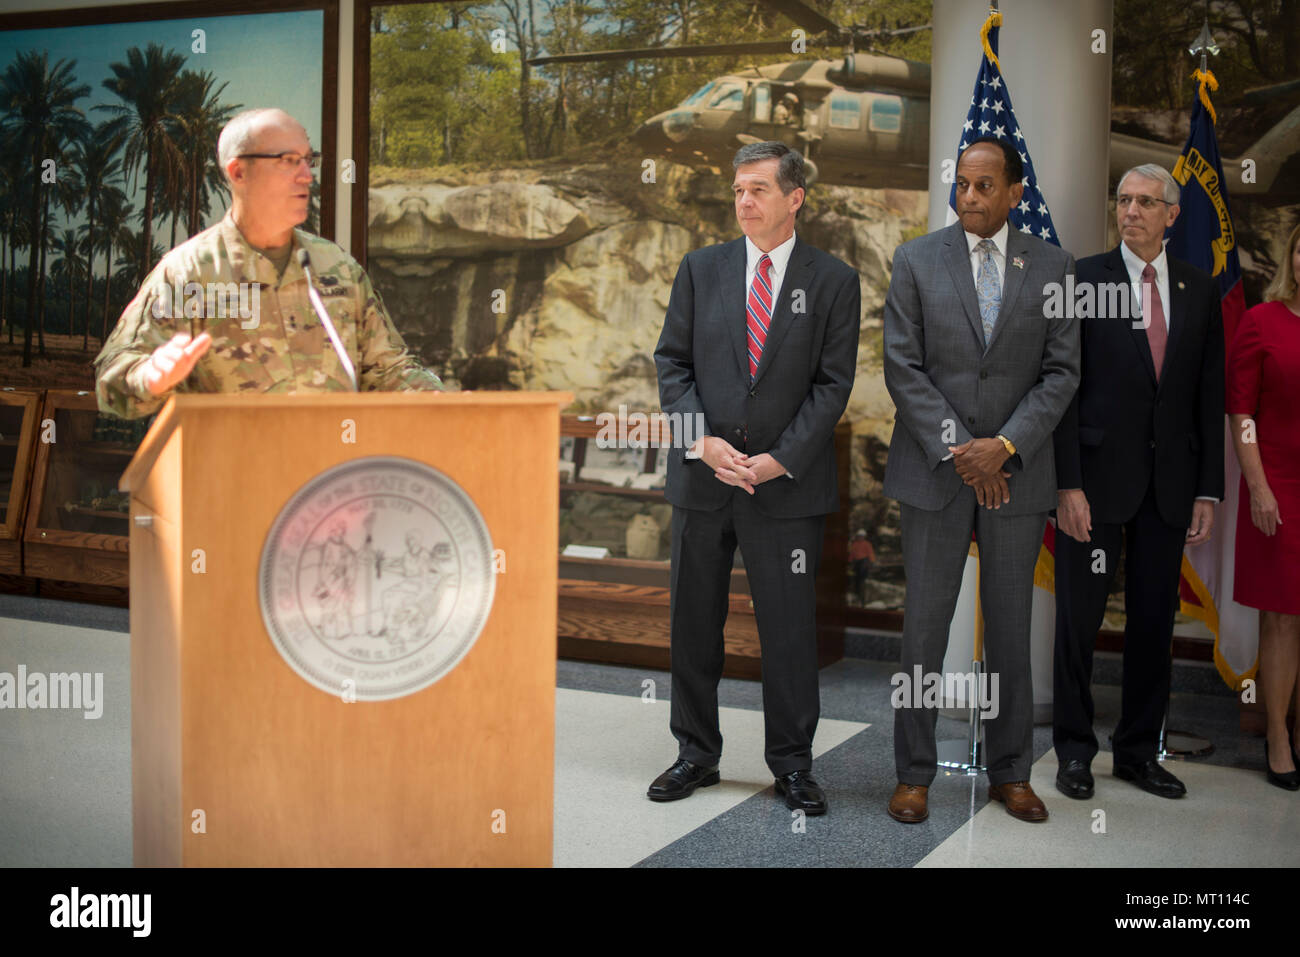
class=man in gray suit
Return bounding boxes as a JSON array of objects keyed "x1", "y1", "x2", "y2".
[{"x1": 882, "y1": 136, "x2": 1080, "y2": 824}]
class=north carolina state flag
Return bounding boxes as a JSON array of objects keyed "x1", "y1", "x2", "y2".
[{"x1": 1164, "y1": 74, "x2": 1256, "y2": 690}]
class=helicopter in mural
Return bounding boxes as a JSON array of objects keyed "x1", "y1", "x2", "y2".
[{"x1": 528, "y1": 0, "x2": 1300, "y2": 199}]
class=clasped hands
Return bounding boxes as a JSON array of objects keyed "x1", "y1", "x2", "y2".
[
  {"x1": 694, "y1": 436, "x2": 785, "y2": 495},
  {"x1": 948, "y1": 438, "x2": 1011, "y2": 509}
]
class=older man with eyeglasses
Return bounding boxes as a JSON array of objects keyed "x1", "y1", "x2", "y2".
[
  {"x1": 1050, "y1": 162, "x2": 1224, "y2": 802},
  {"x1": 96, "y1": 107, "x2": 441, "y2": 419}
]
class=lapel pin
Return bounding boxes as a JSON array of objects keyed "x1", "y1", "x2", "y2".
[
  {"x1": 1178, "y1": 281, "x2": 1185, "y2": 289},
  {"x1": 1012, "y1": 256, "x2": 1025, "y2": 270}
]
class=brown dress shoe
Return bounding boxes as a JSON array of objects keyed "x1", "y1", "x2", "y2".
[
  {"x1": 888, "y1": 783, "x2": 929, "y2": 823},
  {"x1": 988, "y1": 781, "x2": 1048, "y2": 822}
]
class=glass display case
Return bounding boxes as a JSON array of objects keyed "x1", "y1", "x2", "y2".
[
  {"x1": 24, "y1": 390, "x2": 150, "y2": 588},
  {"x1": 557, "y1": 414, "x2": 848, "y2": 678},
  {"x1": 0, "y1": 388, "x2": 42, "y2": 577},
  {"x1": 559, "y1": 418, "x2": 670, "y2": 561}
]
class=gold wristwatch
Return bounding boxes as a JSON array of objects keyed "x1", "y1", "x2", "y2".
[{"x1": 996, "y1": 434, "x2": 1016, "y2": 457}]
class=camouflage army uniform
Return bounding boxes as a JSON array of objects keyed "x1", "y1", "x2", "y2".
[{"x1": 94, "y1": 212, "x2": 443, "y2": 419}]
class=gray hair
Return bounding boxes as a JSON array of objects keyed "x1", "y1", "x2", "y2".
[
  {"x1": 1117, "y1": 163, "x2": 1181, "y2": 205},
  {"x1": 733, "y1": 141, "x2": 807, "y2": 216},
  {"x1": 217, "y1": 108, "x2": 304, "y2": 177}
]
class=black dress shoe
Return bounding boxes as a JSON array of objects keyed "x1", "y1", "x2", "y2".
[
  {"x1": 1113, "y1": 759, "x2": 1186, "y2": 799},
  {"x1": 1264, "y1": 737, "x2": 1300, "y2": 791},
  {"x1": 647, "y1": 759, "x2": 720, "y2": 801},
  {"x1": 1055, "y1": 759, "x2": 1094, "y2": 799},
  {"x1": 774, "y1": 770, "x2": 827, "y2": 815}
]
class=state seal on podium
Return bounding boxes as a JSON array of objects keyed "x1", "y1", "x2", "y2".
[{"x1": 258, "y1": 456, "x2": 496, "y2": 700}]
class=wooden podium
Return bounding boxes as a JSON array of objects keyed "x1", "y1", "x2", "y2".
[{"x1": 120, "y1": 391, "x2": 570, "y2": 867}]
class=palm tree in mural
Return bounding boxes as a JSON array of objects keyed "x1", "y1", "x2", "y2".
[
  {"x1": 95, "y1": 189, "x2": 131, "y2": 344},
  {"x1": 99, "y1": 43, "x2": 186, "y2": 286},
  {"x1": 34, "y1": 188, "x2": 52, "y2": 354},
  {"x1": 0, "y1": 158, "x2": 17, "y2": 344},
  {"x1": 34, "y1": 151, "x2": 83, "y2": 353},
  {"x1": 2, "y1": 148, "x2": 35, "y2": 348},
  {"x1": 55, "y1": 167, "x2": 89, "y2": 337},
  {"x1": 3, "y1": 176, "x2": 31, "y2": 347},
  {"x1": 153, "y1": 117, "x2": 187, "y2": 251},
  {"x1": 160, "y1": 168, "x2": 184, "y2": 250},
  {"x1": 0, "y1": 49, "x2": 91, "y2": 366},
  {"x1": 51, "y1": 228, "x2": 86, "y2": 337},
  {"x1": 169, "y1": 70, "x2": 239, "y2": 238},
  {"x1": 0, "y1": 194, "x2": 8, "y2": 343},
  {"x1": 74, "y1": 123, "x2": 123, "y2": 349},
  {"x1": 113, "y1": 229, "x2": 163, "y2": 303},
  {"x1": 0, "y1": 137, "x2": 34, "y2": 346}
]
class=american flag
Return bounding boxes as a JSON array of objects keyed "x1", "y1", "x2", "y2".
[{"x1": 946, "y1": 17, "x2": 1059, "y2": 246}]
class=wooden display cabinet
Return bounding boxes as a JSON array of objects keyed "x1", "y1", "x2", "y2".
[
  {"x1": 0, "y1": 388, "x2": 42, "y2": 580},
  {"x1": 23, "y1": 390, "x2": 149, "y2": 591},
  {"x1": 557, "y1": 413, "x2": 849, "y2": 679}
]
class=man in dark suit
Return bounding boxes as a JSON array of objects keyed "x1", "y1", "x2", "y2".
[
  {"x1": 1052, "y1": 163, "x2": 1224, "y2": 801},
  {"x1": 650, "y1": 141, "x2": 860, "y2": 815},
  {"x1": 882, "y1": 136, "x2": 1079, "y2": 824}
]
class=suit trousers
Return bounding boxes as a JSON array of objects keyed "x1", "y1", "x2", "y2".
[
  {"x1": 668, "y1": 491, "x2": 826, "y2": 777},
  {"x1": 1053, "y1": 481, "x2": 1187, "y2": 767},
  {"x1": 896, "y1": 486, "x2": 1046, "y2": 787}
]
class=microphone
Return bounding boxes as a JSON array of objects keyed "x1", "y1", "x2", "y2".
[{"x1": 297, "y1": 248, "x2": 358, "y2": 391}]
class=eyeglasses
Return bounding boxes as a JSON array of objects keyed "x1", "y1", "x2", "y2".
[
  {"x1": 237, "y1": 151, "x2": 322, "y2": 170},
  {"x1": 1117, "y1": 194, "x2": 1173, "y2": 210}
]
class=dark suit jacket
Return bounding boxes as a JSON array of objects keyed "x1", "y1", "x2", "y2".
[
  {"x1": 882, "y1": 222, "x2": 1080, "y2": 515},
  {"x1": 654, "y1": 235, "x2": 860, "y2": 519},
  {"x1": 1052, "y1": 245, "x2": 1224, "y2": 527}
]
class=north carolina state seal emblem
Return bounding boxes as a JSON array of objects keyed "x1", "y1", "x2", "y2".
[{"x1": 259, "y1": 457, "x2": 495, "y2": 700}]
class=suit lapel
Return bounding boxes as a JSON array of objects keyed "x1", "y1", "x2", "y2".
[
  {"x1": 753, "y1": 237, "x2": 815, "y2": 386},
  {"x1": 941, "y1": 223, "x2": 985, "y2": 345},
  {"x1": 716, "y1": 238, "x2": 749, "y2": 378},
  {"x1": 1115, "y1": 246, "x2": 1159, "y2": 386},
  {"x1": 1160, "y1": 258, "x2": 1190, "y2": 392},
  {"x1": 985, "y1": 228, "x2": 1030, "y2": 352}
]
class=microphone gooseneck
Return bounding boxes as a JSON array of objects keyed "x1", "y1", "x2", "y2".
[{"x1": 298, "y1": 248, "x2": 359, "y2": 391}]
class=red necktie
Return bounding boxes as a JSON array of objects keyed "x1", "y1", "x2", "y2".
[
  {"x1": 746, "y1": 254, "x2": 773, "y2": 379},
  {"x1": 1142, "y1": 263, "x2": 1167, "y2": 381}
]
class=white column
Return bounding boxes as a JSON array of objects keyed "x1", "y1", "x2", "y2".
[
  {"x1": 929, "y1": 0, "x2": 1114, "y2": 257},
  {"x1": 931, "y1": 1, "x2": 1114, "y2": 723}
]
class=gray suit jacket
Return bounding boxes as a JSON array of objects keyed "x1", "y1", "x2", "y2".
[{"x1": 882, "y1": 222, "x2": 1080, "y2": 515}]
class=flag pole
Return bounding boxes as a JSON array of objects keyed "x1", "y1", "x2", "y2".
[{"x1": 1159, "y1": 17, "x2": 1221, "y2": 761}]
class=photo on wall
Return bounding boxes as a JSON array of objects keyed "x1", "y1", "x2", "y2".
[
  {"x1": 359, "y1": 0, "x2": 934, "y2": 603},
  {"x1": 357, "y1": 0, "x2": 1299, "y2": 614},
  {"x1": 0, "y1": 1, "x2": 335, "y2": 392}
]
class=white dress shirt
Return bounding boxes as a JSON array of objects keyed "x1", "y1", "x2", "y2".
[
  {"x1": 965, "y1": 220, "x2": 1009, "y2": 290},
  {"x1": 745, "y1": 232, "x2": 797, "y2": 308},
  {"x1": 1120, "y1": 240, "x2": 1171, "y2": 332}
]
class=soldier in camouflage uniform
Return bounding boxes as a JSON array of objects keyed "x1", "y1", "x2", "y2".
[{"x1": 95, "y1": 108, "x2": 442, "y2": 419}]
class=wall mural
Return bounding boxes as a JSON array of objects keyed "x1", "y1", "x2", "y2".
[
  {"x1": 0, "y1": 4, "x2": 329, "y2": 391},
  {"x1": 361, "y1": 0, "x2": 1297, "y2": 617}
]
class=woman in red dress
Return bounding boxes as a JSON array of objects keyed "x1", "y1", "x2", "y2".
[{"x1": 1228, "y1": 221, "x2": 1300, "y2": 790}]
